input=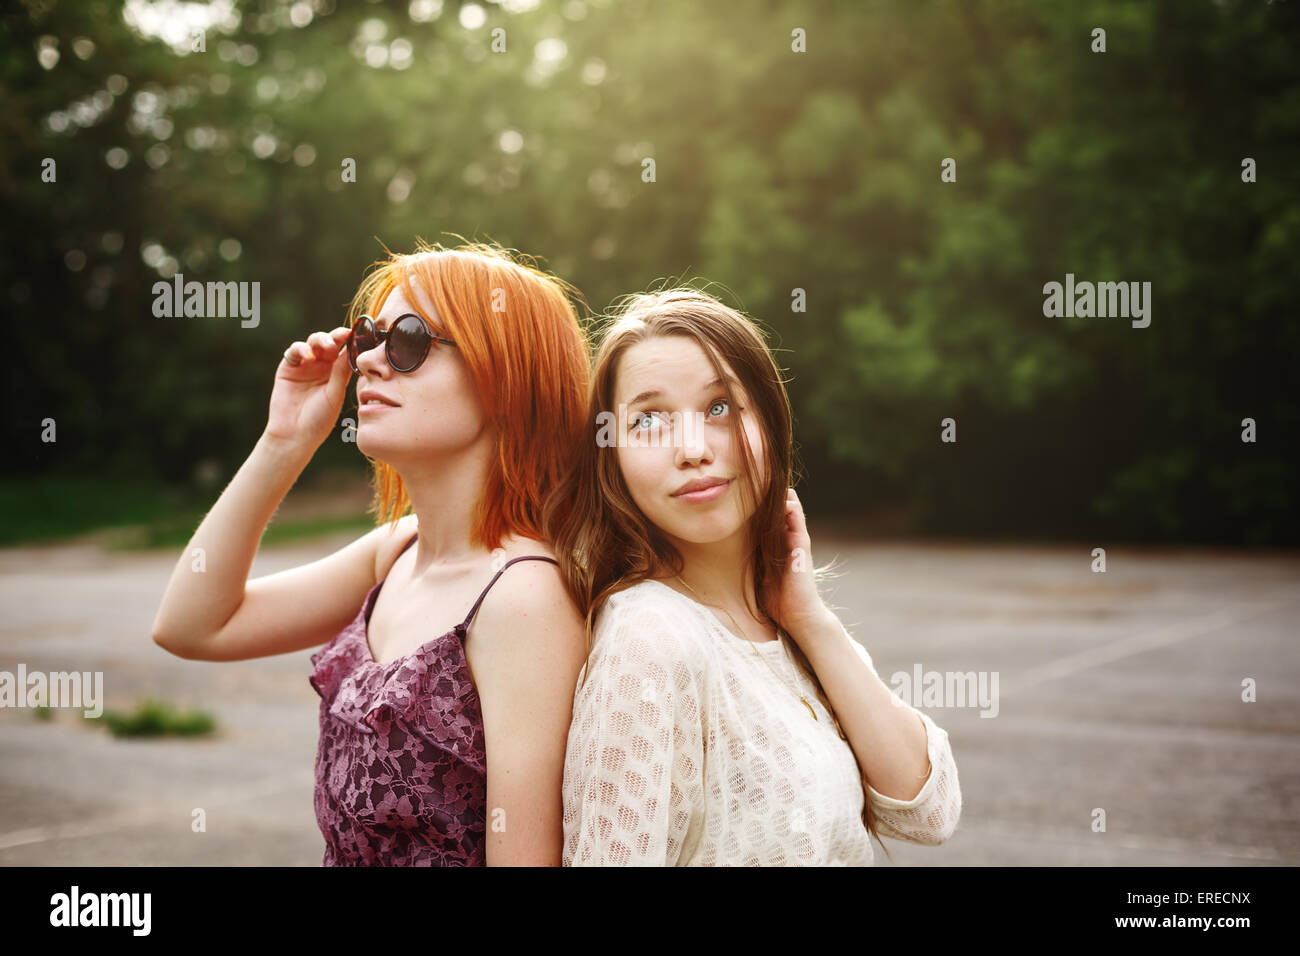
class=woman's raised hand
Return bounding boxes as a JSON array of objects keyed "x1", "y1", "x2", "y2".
[
  {"x1": 766, "y1": 487, "x2": 836, "y2": 641},
  {"x1": 263, "y1": 327, "x2": 355, "y2": 452}
]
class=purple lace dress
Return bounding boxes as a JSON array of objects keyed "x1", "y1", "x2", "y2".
[{"x1": 309, "y1": 533, "x2": 556, "y2": 866}]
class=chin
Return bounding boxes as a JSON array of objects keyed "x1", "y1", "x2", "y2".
[
  {"x1": 355, "y1": 429, "x2": 399, "y2": 461},
  {"x1": 659, "y1": 516, "x2": 746, "y2": 547}
]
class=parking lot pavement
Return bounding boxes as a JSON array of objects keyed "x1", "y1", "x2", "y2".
[{"x1": 2, "y1": 532, "x2": 1297, "y2": 865}]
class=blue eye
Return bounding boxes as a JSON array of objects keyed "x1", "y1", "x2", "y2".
[
  {"x1": 708, "y1": 399, "x2": 729, "y2": 417},
  {"x1": 631, "y1": 408, "x2": 665, "y2": 431},
  {"x1": 634, "y1": 398, "x2": 748, "y2": 431}
]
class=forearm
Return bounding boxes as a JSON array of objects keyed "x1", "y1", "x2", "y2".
[
  {"x1": 796, "y1": 613, "x2": 931, "y2": 801},
  {"x1": 151, "y1": 433, "x2": 313, "y2": 650}
]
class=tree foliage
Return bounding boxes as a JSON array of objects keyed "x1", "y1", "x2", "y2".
[{"x1": 3, "y1": 0, "x2": 1296, "y2": 543}]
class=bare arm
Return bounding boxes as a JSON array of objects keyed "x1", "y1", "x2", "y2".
[
  {"x1": 467, "y1": 559, "x2": 588, "y2": 866},
  {"x1": 797, "y1": 615, "x2": 961, "y2": 844},
  {"x1": 151, "y1": 326, "x2": 378, "y2": 661}
]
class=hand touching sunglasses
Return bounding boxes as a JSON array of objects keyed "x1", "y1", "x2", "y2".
[{"x1": 346, "y1": 313, "x2": 457, "y2": 373}]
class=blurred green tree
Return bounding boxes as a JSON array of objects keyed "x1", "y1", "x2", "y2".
[{"x1": 2, "y1": 0, "x2": 1296, "y2": 544}]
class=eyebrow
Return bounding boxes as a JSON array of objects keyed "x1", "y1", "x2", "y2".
[{"x1": 626, "y1": 376, "x2": 740, "y2": 408}]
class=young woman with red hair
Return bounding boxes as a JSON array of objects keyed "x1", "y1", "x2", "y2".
[{"x1": 152, "y1": 240, "x2": 591, "y2": 866}]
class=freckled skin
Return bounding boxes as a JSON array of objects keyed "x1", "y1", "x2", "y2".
[{"x1": 353, "y1": 285, "x2": 491, "y2": 468}]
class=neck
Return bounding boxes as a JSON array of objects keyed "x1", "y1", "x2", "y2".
[
  {"x1": 394, "y1": 438, "x2": 495, "y2": 569},
  {"x1": 669, "y1": 527, "x2": 760, "y2": 620}
]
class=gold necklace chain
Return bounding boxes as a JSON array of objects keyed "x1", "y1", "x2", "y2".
[{"x1": 674, "y1": 575, "x2": 846, "y2": 740}]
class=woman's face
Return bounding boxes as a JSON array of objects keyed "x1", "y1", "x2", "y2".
[
  {"x1": 353, "y1": 282, "x2": 489, "y2": 463},
  {"x1": 612, "y1": 334, "x2": 767, "y2": 549}
]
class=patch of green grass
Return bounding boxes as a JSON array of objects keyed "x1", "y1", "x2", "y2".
[
  {"x1": 119, "y1": 513, "x2": 375, "y2": 551},
  {"x1": 100, "y1": 699, "x2": 218, "y2": 738},
  {"x1": 0, "y1": 475, "x2": 375, "y2": 550},
  {"x1": 0, "y1": 476, "x2": 204, "y2": 547}
]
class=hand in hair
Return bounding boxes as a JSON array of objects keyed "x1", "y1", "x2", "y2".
[{"x1": 764, "y1": 487, "x2": 836, "y2": 642}]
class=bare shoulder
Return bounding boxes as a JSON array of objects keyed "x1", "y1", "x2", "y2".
[
  {"x1": 476, "y1": 554, "x2": 580, "y2": 628},
  {"x1": 493, "y1": 532, "x2": 560, "y2": 564},
  {"x1": 469, "y1": 537, "x2": 583, "y2": 652},
  {"x1": 371, "y1": 514, "x2": 420, "y2": 582}
]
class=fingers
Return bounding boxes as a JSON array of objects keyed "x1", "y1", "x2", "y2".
[
  {"x1": 306, "y1": 330, "x2": 338, "y2": 354},
  {"x1": 284, "y1": 329, "x2": 351, "y2": 367},
  {"x1": 785, "y1": 486, "x2": 810, "y2": 537}
]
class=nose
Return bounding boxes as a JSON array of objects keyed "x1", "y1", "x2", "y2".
[
  {"x1": 674, "y1": 411, "x2": 713, "y2": 468},
  {"x1": 353, "y1": 331, "x2": 391, "y2": 379}
]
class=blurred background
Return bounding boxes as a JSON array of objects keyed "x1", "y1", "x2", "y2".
[
  {"x1": 4, "y1": 0, "x2": 1298, "y2": 546},
  {"x1": 1, "y1": 0, "x2": 1297, "y2": 867}
]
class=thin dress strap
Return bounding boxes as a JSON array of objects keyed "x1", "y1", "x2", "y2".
[{"x1": 460, "y1": 556, "x2": 560, "y2": 631}]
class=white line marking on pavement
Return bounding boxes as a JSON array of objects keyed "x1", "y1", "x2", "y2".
[{"x1": 1010, "y1": 593, "x2": 1299, "y2": 695}]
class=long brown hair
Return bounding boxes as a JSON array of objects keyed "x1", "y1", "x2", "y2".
[{"x1": 546, "y1": 283, "x2": 888, "y2": 855}]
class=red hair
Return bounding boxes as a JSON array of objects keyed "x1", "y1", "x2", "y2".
[{"x1": 346, "y1": 239, "x2": 591, "y2": 550}]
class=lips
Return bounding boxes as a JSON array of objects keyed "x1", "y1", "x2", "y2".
[
  {"x1": 672, "y1": 478, "x2": 732, "y2": 505},
  {"x1": 359, "y1": 389, "x2": 399, "y2": 407},
  {"x1": 670, "y1": 476, "x2": 733, "y2": 496}
]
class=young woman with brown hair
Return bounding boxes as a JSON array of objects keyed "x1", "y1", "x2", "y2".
[{"x1": 551, "y1": 286, "x2": 962, "y2": 866}]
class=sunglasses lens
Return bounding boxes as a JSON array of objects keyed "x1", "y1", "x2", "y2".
[
  {"x1": 348, "y1": 317, "x2": 377, "y2": 369},
  {"x1": 388, "y1": 315, "x2": 432, "y2": 371}
]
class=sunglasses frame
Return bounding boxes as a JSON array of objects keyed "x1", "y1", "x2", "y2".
[{"x1": 347, "y1": 312, "x2": 456, "y2": 373}]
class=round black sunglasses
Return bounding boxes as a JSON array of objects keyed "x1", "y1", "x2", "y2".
[{"x1": 346, "y1": 313, "x2": 456, "y2": 373}]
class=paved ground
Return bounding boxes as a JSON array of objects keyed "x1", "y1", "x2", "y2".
[{"x1": 1, "y1": 527, "x2": 1297, "y2": 866}]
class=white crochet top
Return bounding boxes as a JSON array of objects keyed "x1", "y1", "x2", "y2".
[{"x1": 561, "y1": 579, "x2": 962, "y2": 865}]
